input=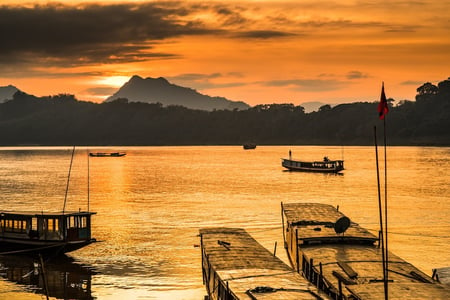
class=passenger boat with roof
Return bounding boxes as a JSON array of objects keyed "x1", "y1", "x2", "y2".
[
  {"x1": 89, "y1": 151, "x2": 126, "y2": 157},
  {"x1": 0, "y1": 211, "x2": 96, "y2": 255},
  {"x1": 281, "y1": 157, "x2": 344, "y2": 173},
  {"x1": 0, "y1": 147, "x2": 96, "y2": 256},
  {"x1": 281, "y1": 202, "x2": 450, "y2": 299}
]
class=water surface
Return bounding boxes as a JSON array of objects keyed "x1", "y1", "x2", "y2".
[{"x1": 0, "y1": 146, "x2": 449, "y2": 299}]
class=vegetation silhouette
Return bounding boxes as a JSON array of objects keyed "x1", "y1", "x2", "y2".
[{"x1": 0, "y1": 78, "x2": 448, "y2": 146}]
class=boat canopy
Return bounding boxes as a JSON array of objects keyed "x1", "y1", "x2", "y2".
[{"x1": 0, "y1": 211, "x2": 96, "y2": 242}]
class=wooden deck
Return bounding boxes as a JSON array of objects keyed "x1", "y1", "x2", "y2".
[
  {"x1": 282, "y1": 202, "x2": 450, "y2": 299},
  {"x1": 199, "y1": 227, "x2": 330, "y2": 300}
]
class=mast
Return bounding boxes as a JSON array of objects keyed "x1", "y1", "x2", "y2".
[{"x1": 63, "y1": 146, "x2": 76, "y2": 214}]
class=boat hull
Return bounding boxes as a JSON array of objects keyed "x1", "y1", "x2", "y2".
[{"x1": 0, "y1": 238, "x2": 96, "y2": 255}]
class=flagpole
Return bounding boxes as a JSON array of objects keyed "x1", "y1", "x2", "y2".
[
  {"x1": 376, "y1": 81, "x2": 389, "y2": 299},
  {"x1": 374, "y1": 126, "x2": 387, "y2": 300},
  {"x1": 383, "y1": 115, "x2": 389, "y2": 297}
]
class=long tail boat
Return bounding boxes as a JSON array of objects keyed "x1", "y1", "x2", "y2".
[
  {"x1": 0, "y1": 148, "x2": 96, "y2": 256},
  {"x1": 281, "y1": 158, "x2": 344, "y2": 173},
  {"x1": 89, "y1": 151, "x2": 126, "y2": 157},
  {"x1": 281, "y1": 202, "x2": 450, "y2": 299},
  {"x1": 0, "y1": 211, "x2": 96, "y2": 255},
  {"x1": 199, "y1": 227, "x2": 330, "y2": 300}
]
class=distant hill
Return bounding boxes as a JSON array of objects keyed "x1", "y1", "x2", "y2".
[
  {"x1": 105, "y1": 75, "x2": 250, "y2": 111},
  {"x1": 0, "y1": 85, "x2": 20, "y2": 103},
  {"x1": 300, "y1": 101, "x2": 328, "y2": 113}
]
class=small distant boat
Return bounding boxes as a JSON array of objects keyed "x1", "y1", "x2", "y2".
[
  {"x1": 0, "y1": 211, "x2": 96, "y2": 255},
  {"x1": 281, "y1": 156, "x2": 344, "y2": 173},
  {"x1": 89, "y1": 152, "x2": 126, "y2": 157},
  {"x1": 243, "y1": 143, "x2": 256, "y2": 150}
]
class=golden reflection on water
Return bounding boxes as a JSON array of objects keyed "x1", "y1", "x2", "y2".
[{"x1": 0, "y1": 146, "x2": 449, "y2": 299}]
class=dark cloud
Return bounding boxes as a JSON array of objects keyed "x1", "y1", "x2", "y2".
[
  {"x1": 235, "y1": 30, "x2": 297, "y2": 39},
  {"x1": 84, "y1": 86, "x2": 118, "y2": 95},
  {"x1": 0, "y1": 2, "x2": 214, "y2": 67},
  {"x1": 261, "y1": 79, "x2": 345, "y2": 92},
  {"x1": 346, "y1": 71, "x2": 369, "y2": 79},
  {"x1": 401, "y1": 80, "x2": 426, "y2": 86},
  {"x1": 167, "y1": 73, "x2": 223, "y2": 81}
]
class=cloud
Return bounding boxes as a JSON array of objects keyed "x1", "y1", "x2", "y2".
[
  {"x1": 167, "y1": 73, "x2": 247, "y2": 90},
  {"x1": 84, "y1": 86, "x2": 118, "y2": 96},
  {"x1": 261, "y1": 79, "x2": 345, "y2": 92},
  {"x1": 234, "y1": 30, "x2": 297, "y2": 39},
  {"x1": 346, "y1": 71, "x2": 369, "y2": 80},
  {"x1": 400, "y1": 80, "x2": 426, "y2": 86},
  {"x1": 0, "y1": 2, "x2": 213, "y2": 67}
]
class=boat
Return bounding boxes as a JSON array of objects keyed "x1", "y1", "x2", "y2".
[
  {"x1": 199, "y1": 227, "x2": 330, "y2": 299},
  {"x1": 281, "y1": 157, "x2": 344, "y2": 173},
  {"x1": 89, "y1": 152, "x2": 126, "y2": 157},
  {"x1": 0, "y1": 148, "x2": 96, "y2": 256},
  {"x1": 281, "y1": 202, "x2": 450, "y2": 299},
  {"x1": 0, "y1": 211, "x2": 96, "y2": 255},
  {"x1": 243, "y1": 143, "x2": 256, "y2": 150}
]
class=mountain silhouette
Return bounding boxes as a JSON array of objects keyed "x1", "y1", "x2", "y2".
[
  {"x1": 300, "y1": 101, "x2": 328, "y2": 113},
  {"x1": 0, "y1": 85, "x2": 20, "y2": 103},
  {"x1": 104, "y1": 75, "x2": 250, "y2": 111}
]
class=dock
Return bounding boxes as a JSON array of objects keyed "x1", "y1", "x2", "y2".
[
  {"x1": 282, "y1": 202, "x2": 450, "y2": 299},
  {"x1": 199, "y1": 227, "x2": 330, "y2": 299}
]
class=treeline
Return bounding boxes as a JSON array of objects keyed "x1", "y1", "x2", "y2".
[{"x1": 0, "y1": 79, "x2": 449, "y2": 146}]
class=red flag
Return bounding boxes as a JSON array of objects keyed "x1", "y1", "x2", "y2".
[{"x1": 377, "y1": 82, "x2": 388, "y2": 120}]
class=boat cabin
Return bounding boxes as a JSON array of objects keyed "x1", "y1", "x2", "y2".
[{"x1": 0, "y1": 211, "x2": 95, "y2": 242}]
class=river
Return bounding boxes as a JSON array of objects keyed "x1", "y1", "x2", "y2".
[{"x1": 0, "y1": 146, "x2": 449, "y2": 299}]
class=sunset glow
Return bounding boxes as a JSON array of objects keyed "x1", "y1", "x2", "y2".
[{"x1": 0, "y1": 0, "x2": 449, "y2": 106}]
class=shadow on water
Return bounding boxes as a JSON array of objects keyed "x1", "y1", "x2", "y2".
[{"x1": 0, "y1": 254, "x2": 96, "y2": 300}]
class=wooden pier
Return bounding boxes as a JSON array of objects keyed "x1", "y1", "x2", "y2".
[
  {"x1": 199, "y1": 227, "x2": 330, "y2": 299},
  {"x1": 282, "y1": 202, "x2": 450, "y2": 299}
]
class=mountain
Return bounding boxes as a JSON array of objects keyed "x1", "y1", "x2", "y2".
[
  {"x1": 105, "y1": 75, "x2": 250, "y2": 111},
  {"x1": 0, "y1": 85, "x2": 20, "y2": 103},
  {"x1": 300, "y1": 101, "x2": 328, "y2": 113}
]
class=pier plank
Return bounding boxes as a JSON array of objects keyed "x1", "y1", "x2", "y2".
[{"x1": 200, "y1": 227, "x2": 329, "y2": 300}]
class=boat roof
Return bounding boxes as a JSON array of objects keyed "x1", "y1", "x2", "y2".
[
  {"x1": 348, "y1": 282, "x2": 450, "y2": 299},
  {"x1": 283, "y1": 202, "x2": 378, "y2": 243},
  {"x1": 0, "y1": 211, "x2": 96, "y2": 217},
  {"x1": 282, "y1": 158, "x2": 343, "y2": 163},
  {"x1": 200, "y1": 227, "x2": 330, "y2": 299}
]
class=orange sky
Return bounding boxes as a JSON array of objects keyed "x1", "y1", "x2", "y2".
[{"x1": 0, "y1": 0, "x2": 449, "y2": 106}]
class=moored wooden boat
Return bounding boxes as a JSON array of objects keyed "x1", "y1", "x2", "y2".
[
  {"x1": 281, "y1": 202, "x2": 450, "y2": 299},
  {"x1": 0, "y1": 211, "x2": 96, "y2": 255},
  {"x1": 89, "y1": 152, "x2": 126, "y2": 157},
  {"x1": 281, "y1": 158, "x2": 344, "y2": 173},
  {"x1": 199, "y1": 227, "x2": 330, "y2": 300},
  {"x1": 243, "y1": 143, "x2": 257, "y2": 150}
]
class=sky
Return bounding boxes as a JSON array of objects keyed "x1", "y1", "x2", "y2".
[{"x1": 0, "y1": 0, "x2": 449, "y2": 106}]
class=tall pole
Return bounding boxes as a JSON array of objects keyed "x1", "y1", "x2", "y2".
[
  {"x1": 383, "y1": 117, "x2": 389, "y2": 297},
  {"x1": 374, "y1": 126, "x2": 387, "y2": 300},
  {"x1": 63, "y1": 146, "x2": 76, "y2": 214},
  {"x1": 376, "y1": 81, "x2": 389, "y2": 299},
  {"x1": 87, "y1": 149, "x2": 90, "y2": 212}
]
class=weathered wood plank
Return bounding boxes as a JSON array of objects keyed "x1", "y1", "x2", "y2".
[{"x1": 200, "y1": 227, "x2": 330, "y2": 300}]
